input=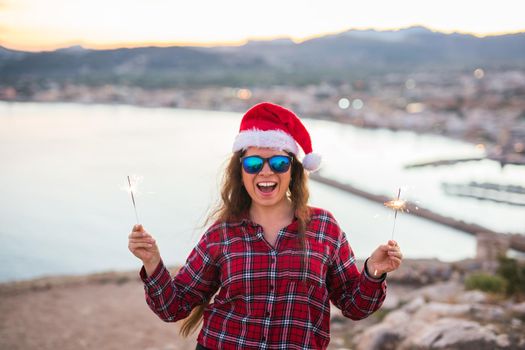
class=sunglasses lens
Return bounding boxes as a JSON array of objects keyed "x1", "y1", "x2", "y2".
[
  {"x1": 269, "y1": 156, "x2": 291, "y2": 173},
  {"x1": 242, "y1": 156, "x2": 264, "y2": 174}
]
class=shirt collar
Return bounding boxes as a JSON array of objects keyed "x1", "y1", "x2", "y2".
[{"x1": 239, "y1": 210, "x2": 299, "y2": 232}]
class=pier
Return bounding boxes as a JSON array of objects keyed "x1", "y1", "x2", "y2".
[
  {"x1": 404, "y1": 157, "x2": 484, "y2": 169},
  {"x1": 309, "y1": 172, "x2": 525, "y2": 253},
  {"x1": 404, "y1": 155, "x2": 525, "y2": 169},
  {"x1": 442, "y1": 181, "x2": 525, "y2": 207}
]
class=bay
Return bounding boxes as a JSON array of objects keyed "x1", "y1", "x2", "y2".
[{"x1": 1, "y1": 102, "x2": 521, "y2": 282}]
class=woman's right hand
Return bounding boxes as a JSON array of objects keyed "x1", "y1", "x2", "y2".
[{"x1": 128, "y1": 224, "x2": 161, "y2": 276}]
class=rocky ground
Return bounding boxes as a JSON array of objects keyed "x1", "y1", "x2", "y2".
[{"x1": 1, "y1": 259, "x2": 524, "y2": 350}]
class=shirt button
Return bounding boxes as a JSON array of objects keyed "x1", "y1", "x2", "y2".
[
  {"x1": 262, "y1": 336, "x2": 266, "y2": 342},
  {"x1": 269, "y1": 285, "x2": 274, "y2": 290},
  {"x1": 265, "y1": 311, "x2": 270, "y2": 317}
]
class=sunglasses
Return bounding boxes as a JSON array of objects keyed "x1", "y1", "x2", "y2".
[{"x1": 240, "y1": 155, "x2": 293, "y2": 174}]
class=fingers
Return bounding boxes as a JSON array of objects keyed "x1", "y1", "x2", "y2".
[
  {"x1": 377, "y1": 240, "x2": 398, "y2": 252},
  {"x1": 128, "y1": 226, "x2": 153, "y2": 239},
  {"x1": 385, "y1": 257, "x2": 402, "y2": 272},
  {"x1": 387, "y1": 244, "x2": 403, "y2": 272},
  {"x1": 387, "y1": 243, "x2": 403, "y2": 258},
  {"x1": 129, "y1": 238, "x2": 156, "y2": 244},
  {"x1": 128, "y1": 228, "x2": 156, "y2": 246},
  {"x1": 129, "y1": 242, "x2": 154, "y2": 250},
  {"x1": 133, "y1": 224, "x2": 143, "y2": 231},
  {"x1": 388, "y1": 250, "x2": 403, "y2": 259},
  {"x1": 128, "y1": 226, "x2": 157, "y2": 250}
]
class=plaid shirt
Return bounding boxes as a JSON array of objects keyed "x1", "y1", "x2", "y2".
[{"x1": 140, "y1": 207, "x2": 387, "y2": 349}]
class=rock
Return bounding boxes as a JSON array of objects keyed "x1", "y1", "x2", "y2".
[
  {"x1": 412, "y1": 302, "x2": 471, "y2": 322},
  {"x1": 383, "y1": 310, "x2": 411, "y2": 326},
  {"x1": 355, "y1": 323, "x2": 402, "y2": 350},
  {"x1": 331, "y1": 322, "x2": 344, "y2": 331},
  {"x1": 408, "y1": 281, "x2": 464, "y2": 303},
  {"x1": 402, "y1": 296, "x2": 426, "y2": 313},
  {"x1": 496, "y1": 334, "x2": 511, "y2": 348},
  {"x1": 456, "y1": 290, "x2": 488, "y2": 304},
  {"x1": 330, "y1": 303, "x2": 346, "y2": 323},
  {"x1": 381, "y1": 310, "x2": 429, "y2": 341},
  {"x1": 400, "y1": 318, "x2": 505, "y2": 350},
  {"x1": 387, "y1": 259, "x2": 454, "y2": 285},
  {"x1": 382, "y1": 292, "x2": 400, "y2": 310},
  {"x1": 511, "y1": 302, "x2": 525, "y2": 316},
  {"x1": 470, "y1": 304, "x2": 506, "y2": 322},
  {"x1": 510, "y1": 318, "x2": 522, "y2": 328},
  {"x1": 330, "y1": 336, "x2": 345, "y2": 346}
]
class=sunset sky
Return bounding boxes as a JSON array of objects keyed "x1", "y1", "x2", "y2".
[{"x1": 1, "y1": 0, "x2": 524, "y2": 51}]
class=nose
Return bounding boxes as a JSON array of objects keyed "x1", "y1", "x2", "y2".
[{"x1": 258, "y1": 160, "x2": 273, "y2": 175}]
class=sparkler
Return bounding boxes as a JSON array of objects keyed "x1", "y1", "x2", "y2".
[
  {"x1": 384, "y1": 188, "x2": 407, "y2": 240},
  {"x1": 127, "y1": 175, "x2": 141, "y2": 224},
  {"x1": 371, "y1": 188, "x2": 407, "y2": 277}
]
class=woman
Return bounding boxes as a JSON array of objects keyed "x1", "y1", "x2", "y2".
[{"x1": 128, "y1": 102, "x2": 403, "y2": 349}]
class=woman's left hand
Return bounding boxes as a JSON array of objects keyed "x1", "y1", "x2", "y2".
[{"x1": 367, "y1": 240, "x2": 403, "y2": 278}]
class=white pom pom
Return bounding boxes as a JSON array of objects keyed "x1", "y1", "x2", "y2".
[{"x1": 302, "y1": 153, "x2": 322, "y2": 172}]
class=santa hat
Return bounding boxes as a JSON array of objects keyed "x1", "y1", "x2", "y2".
[{"x1": 232, "y1": 102, "x2": 322, "y2": 172}]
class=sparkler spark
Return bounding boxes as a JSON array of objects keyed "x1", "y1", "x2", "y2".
[
  {"x1": 127, "y1": 175, "x2": 141, "y2": 224},
  {"x1": 384, "y1": 188, "x2": 406, "y2": 240},
  {"x1": 384, "y1": 199, "x2": 407, "y2": 212}
]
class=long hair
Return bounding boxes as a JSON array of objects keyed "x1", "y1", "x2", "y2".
[{"x1": 179, "y1": 150, "x2": 311, "y2": 337}]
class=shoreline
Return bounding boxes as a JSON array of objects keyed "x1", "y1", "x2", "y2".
[
  {"x1": 0, "y1": 258, "x2": 472, "y2": 294},
  {"x1": 2, "y1": 99, "x2": 524, "y2": 166}
]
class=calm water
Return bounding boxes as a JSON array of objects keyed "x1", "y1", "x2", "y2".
[{"x1": 1, "y1": 102, "x2": 523, "y2": 282}]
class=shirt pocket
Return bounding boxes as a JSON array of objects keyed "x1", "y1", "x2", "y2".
[{"x1": 279, "y1": 240, "x2": 330, "y2": 289}]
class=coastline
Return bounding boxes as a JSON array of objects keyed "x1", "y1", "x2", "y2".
[
  {"x1": 0, "y1": 258, "x2": 454, "y2": 296},
  {"x1": 2, "y1": 98, "x2": 524, "y2": 166}
]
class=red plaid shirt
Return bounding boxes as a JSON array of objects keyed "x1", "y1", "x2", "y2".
[{"x1": 140, "y1": 207, "x2": 386, "y2": 349}]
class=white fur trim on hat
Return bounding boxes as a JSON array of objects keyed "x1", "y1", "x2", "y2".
[
  {"x1": 232, "y1": 129, "x2": 299, "y2": 154},
  {"x1": 302, "y1": 153, "x2": 322, "y2": 172}
]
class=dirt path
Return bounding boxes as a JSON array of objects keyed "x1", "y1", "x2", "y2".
[
  {"x1": 0, "y1": 270, "x2": 198, "y2": 350},
  {"x1": 0, "y1": 267, "x2": 410, "y2": 350}
]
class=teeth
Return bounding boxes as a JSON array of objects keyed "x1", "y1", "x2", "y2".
[{"x1": 258, "y1": 182, "x2": 277, "y2": 187}]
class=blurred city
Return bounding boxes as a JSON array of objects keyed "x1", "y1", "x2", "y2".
[{"x1": 2, "y1": 27, "x2": 525, "y2": 167}]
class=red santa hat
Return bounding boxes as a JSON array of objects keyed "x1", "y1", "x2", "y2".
[{"x1": 232, "y1": 102, "x2": 322, "y2": 172}]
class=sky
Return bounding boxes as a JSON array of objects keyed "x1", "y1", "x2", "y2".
[{"x1": 1, "y1": 0, "x2": 524, "y2": 51}]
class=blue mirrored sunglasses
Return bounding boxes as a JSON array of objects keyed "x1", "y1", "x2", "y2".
[{"x1": 240, "y1": 155, "x2": 292, "y2": 174}]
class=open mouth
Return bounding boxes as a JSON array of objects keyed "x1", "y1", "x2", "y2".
[{"x1": 257, "y1": 181, "x2": 277, "y2": 194}]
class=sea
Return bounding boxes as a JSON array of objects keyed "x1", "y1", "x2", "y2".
[{"x1": 1, "y1": 101, "x2": 524, "y2": 282}]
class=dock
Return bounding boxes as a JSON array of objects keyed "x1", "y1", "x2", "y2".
[
  {"x1": 442, "y1": 182, "x2": 525, "y2": 207},
  {"x1": 309, "y1": 172, "x2": 525, "y2": 253}
]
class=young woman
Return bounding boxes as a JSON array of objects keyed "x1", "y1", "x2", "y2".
[{"x1": 128, "y1": 102, "x2": 403, "y2": 350}]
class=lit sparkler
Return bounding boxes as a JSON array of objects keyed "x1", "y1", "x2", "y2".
[
  {"x1": 384, "y1": 188, "x2": 407, "y2": 240},
  {"x1": 127, "y1": 175, "x2": 141, "y2": 224},
  {"x1": 372, "y1": 188, "x2": 407, "y2": 277}
]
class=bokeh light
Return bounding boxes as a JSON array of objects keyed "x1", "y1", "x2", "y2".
[
  {"x1": 474, "y1": 68, "x2": 485, "y2": 79},
  {"x1": 338, "y1": 98, "x2": 350, "y2": 109},
  {"x1": 352, "y1": 99, "x2": 364, "y2": 110}
]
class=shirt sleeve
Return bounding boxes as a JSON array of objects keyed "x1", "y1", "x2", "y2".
[
  {"x1": 326, "y1": 228, "x2": 387, "y2": 320},
  {"x1": 139, "y1": 231, "x2": 220, "y2": 322}
]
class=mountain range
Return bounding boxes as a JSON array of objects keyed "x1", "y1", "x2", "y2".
[{"x1": 1, "y1": 26, "x2": 524, "y2": 87}]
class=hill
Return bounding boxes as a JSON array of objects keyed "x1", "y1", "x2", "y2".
[{"x1": 1, "y1": 26, "x2": 524, "y2": 87}]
